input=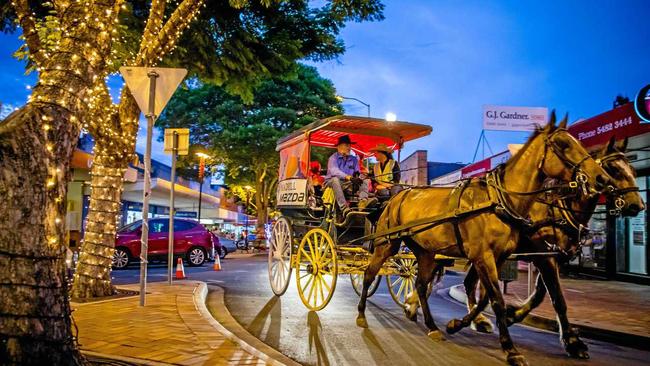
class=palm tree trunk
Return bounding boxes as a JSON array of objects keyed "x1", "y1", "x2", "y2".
[{"x1": 71, "y1": 137, "x2": 127, "y2": 298}]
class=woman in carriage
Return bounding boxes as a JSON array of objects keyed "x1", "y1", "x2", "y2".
[{"x1": 369, "y1": 143, "x2": 403, "y2": 199}]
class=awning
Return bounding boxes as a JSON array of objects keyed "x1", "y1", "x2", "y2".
[{"x1": 122, "y1": 178, "x2": 238, "y2": 221}]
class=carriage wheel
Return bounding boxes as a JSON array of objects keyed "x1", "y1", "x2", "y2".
[
  {"x1": 268, "y1": 217, "x2": 293, "y2": 296},
  {"x1": 296, "y1": 228, "x2": 337, "y2": 311},
  {"x1": 386, "y1": 256, "x2": 418, "y2": 307},
  {"x1": 350, "y1": 273, "x2": 381, "y2": 297}
]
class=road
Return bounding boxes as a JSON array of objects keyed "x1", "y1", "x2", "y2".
[{"x1": 112, "y1": 255, "x2": 650, "y2": 366}]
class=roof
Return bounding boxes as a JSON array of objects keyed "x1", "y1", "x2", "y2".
[{"x1": 276, "y1": 115, "x2": 432, "y2": 155}]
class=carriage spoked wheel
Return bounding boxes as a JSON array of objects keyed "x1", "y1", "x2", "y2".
[
  {"x1": 386, "y1": 256, "x2": 418, "y2": 307},
  {"x1": 350, "y1": 273, "x2": 381, "y2": 297},
  {"x1": 296, "y1": 228, "x2": 338, "y2": 311},
  {"x1": 268, "y1": 217, "x2": 293, "y2": 296}
]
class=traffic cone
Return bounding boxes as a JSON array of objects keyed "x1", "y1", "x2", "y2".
[
  {"x1": 213, "y1": 254, "x2": 222, "y2": 271},
  {"x1": 175, "y1": 257, "x2": 186, "y2": 279}
]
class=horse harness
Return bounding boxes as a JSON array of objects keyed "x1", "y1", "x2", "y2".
[{"x1": 358, "y1": 128, "x2": 603, "y2": 259}]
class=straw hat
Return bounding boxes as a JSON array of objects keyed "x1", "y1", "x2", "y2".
[{"x1": 369, "y1": 143, "x2": 394, "y2": 154}]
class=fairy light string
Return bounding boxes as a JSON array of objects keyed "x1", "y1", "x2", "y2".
[
  {"x1": 73, "y1": 0, "x2": 206, "y2": 295},
  {"x1": 1, "y1": 0, "x2": 126, "y2": 351}
]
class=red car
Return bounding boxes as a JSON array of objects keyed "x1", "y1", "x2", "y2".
[{"x1": 112, "y1": 218, "x2": 220, "y2": 269}]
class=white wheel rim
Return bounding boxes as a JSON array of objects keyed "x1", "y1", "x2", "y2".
[
  {"x1": 386, "y1": 257, "x2": 417, "y2": 307},
  {"x1": 190, "y1": 248, "x2": 204, "y2": 264},
  {"x1": 113, "y1": 250, "x2": 128, "y2": 268},
  {"x1": 269, "y1": 218, "x2": 292, "y2": 295}
]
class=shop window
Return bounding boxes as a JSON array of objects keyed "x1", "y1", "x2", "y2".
[
  {"x1": 626, "y1": 176, "x2": 647, "y2": 275},
  {"x1": 575, "y1": 206, "x2": 608, "y2": 270}
]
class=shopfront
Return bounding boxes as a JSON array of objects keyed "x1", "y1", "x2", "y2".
[{"x1": 568, "y1": 102, "x2": 650, "y2": 284}]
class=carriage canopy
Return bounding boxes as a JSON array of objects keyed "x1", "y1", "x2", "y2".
[{"x1": 277, "y1": 115, "x2": 433, "y2": 180}]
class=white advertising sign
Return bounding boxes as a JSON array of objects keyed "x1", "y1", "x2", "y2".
[
  {"x1": 483, "y1": 105, "x2": 548, "y2": 131},
  {"x1": 276, "y1": 179, "x2": 308, "y2": 207},
  {"x1": 430, "y1": 170, "x2": 462, "y2": 187},
  {"x1": 490, "y1": 151, "x2": 511, "y2": 169}
]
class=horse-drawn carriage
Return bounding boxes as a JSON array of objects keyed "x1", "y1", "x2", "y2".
[
  {"x1": 267, "y1": 115, "x2": 450, "y2": 311},
  {"x1": 267, "y1": 113, "x2": 645, "y2": 365}
]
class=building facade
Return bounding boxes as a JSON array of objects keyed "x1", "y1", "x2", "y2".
[
  {"x1": 65, "y1": 137, "x2": 249, "y2": 251},
  {"x1": 400, "y1": 150, "x2": 465, "y2": 186}
]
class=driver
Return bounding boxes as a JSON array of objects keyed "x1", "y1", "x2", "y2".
[{"x1": 325, "y1": 135, "x2": 376, "y2": 216}]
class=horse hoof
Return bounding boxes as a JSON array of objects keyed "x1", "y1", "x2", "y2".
[
  {"x1": 471, "y1": 316, "x2": 494, "y2": 334},
  {"x1": 506, "y1": 353, "x2": 529, "y2": 366},
  {"x1": 356, "y1": 317, "x2": 368, "y2": 328},
  {"x1": 445, "y1": 319, "x2": 462, "y2": 334},
  {"x1": 565, "y1": 339, "x2": 589, "y2": 359},
  {"x1": 427, "y1": 330, "x2": 445, "y2": 342},
  {"x1": 404, "y1": 306, "x2": 418, "y2": 322}
]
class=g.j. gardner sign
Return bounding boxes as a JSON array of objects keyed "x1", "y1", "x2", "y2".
[{"x1": 483, "y1": 105, "x2": 548, "y2": 132}]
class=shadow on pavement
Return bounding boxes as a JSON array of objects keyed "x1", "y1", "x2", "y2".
[
  {"x1": 307, "y1": 311, "x2": 330, "y2": 366},
  {"x1": 248, "y1": 295, "x2": 283, "y2": 346}
]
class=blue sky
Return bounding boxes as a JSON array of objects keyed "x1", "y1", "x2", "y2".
[{"x1": 1, "y1": 0, "x2": 649, "y2": 165}]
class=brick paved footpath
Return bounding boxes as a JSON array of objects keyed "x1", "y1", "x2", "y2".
[
  {"x1": 502, "y1": 273, "x2": 650, "y2": 339},
  {"x1": 448, "y1": 263, "x2": 650, "y2": 341},
  {"x1": 72, "y1": 281, "x2": 271, "y2": 365}
]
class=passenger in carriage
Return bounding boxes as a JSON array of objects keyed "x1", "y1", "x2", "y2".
[
  {"x1": 308, "y1": 161, "x2": 325, "y2": 195},
  {"x1": 369, "y1": 143, "x2": 403, "y2": 198},
  {"x1": 325, "y1": 135, "x2": 376, "y2": 216}
]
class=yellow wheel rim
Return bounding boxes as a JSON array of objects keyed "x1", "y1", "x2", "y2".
[
  {"x1": 296, "y1": 228, "x2": 337, "y2": 311},
  {"x1": 386, "y1": 257, "x2": 417, "y2": 307}
]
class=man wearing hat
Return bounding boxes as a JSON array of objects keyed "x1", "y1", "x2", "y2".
[
  {"x1": 325, "y1": 135, "x2": 375, "y2": 216},
  {"x1": 369, "y1": 143, "x2": 402, "y2": 197}
]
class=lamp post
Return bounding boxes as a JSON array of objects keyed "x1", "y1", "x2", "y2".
[
  {"x1": 196, "y1": 152, "x2": 210, "y2": 222},
  {"x1": 244, "y1": 185, "x2": 252, "y2": 250},
  {"x1": 337, "y1": 95, "x2": 370, "y2": 117}
]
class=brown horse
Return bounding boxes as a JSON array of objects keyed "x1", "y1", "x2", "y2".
[
  {"x1": 452, "y1": 135, "x2": 644, "y2": 359},
  {"x1": 356, "y1": 114, "x2": 613, "y2": 366}
]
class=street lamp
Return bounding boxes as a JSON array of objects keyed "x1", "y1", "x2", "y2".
[
  {"x1": 195, "y1": 152, "x2": 211, "y2": 222},
  {"x1": 337, "y1": 95, "x2": 370, "y2": 117},
  {"x1": 243, "y1": 185, "x2": 253, "y2": 250}
]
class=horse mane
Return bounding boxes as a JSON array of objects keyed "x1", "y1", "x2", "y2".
[{"x1": 504, "y1": 125, "x2": 548, "y2": 169}]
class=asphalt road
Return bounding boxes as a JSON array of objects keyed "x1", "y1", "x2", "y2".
[{"x1": 111, "y1": 255, "x2": 650, "y2": 366}]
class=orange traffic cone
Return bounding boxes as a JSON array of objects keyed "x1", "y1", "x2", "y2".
[
  {"x1": 175, "y1": 257, "x2": 186, "y2": 279},
  {"x1": 213, "y1": 253, "x2": 222, "y2": 271}
]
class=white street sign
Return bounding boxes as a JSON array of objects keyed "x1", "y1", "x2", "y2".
[
  {"x1": 119, "y1": 67, "x2": 187, "y2": 117},
  {"x1": 483, "y1": 105, "x2": 548, "y2": 131},
  {"x1": 163, "y1": 128, "x2": 190, "y2": 155}
]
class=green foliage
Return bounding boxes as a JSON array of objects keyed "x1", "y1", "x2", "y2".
[
  {"x1": 156, "y1": 63, "x2": 342, "y2": 193},
  {"x1": 3, "y1": 0, "x2": 384, "y2": 100}
]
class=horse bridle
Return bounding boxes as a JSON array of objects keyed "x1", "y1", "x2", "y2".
[
  {"x1": 539, "y1": 128, "x2": 606, "y2": 197},
  {"x1": 596, "y1": 151, "x2": 639, "y2": 215},
  {"x1": 542, "y1": 150, "x2": 637, "y2": 259}
]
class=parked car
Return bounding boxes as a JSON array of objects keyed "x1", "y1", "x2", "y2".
[{"x1": 113, "y1": 218, "x2": 220, "y2": 269}]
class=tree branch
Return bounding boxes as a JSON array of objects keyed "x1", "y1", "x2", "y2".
[
  {"x1": 13, "y1": 0, "x2": 46, "y2": 67},
  {"x1": 137, "y1": 0, "x2": 205, "y2": 65},
  {"x1": 137, "y1": 0, "x2": 166, "y2": 64}
]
